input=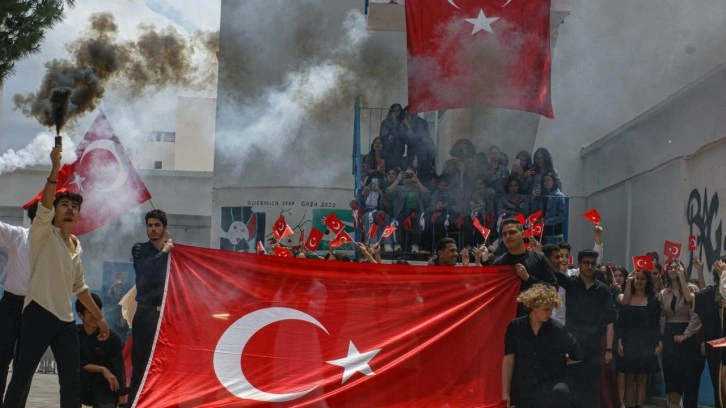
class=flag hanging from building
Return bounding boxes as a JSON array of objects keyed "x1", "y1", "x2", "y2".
[
  {"x1": 23, "y1": 112, "x2": 151, "y2": 235},
  {"x1": 134, "y1": 244, "x2": 520, "y2": 407},
  {"x1": 405, "y1": 0, "x2": 553, "y2": 118}
]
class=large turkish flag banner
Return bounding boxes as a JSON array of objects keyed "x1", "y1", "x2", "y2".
[
  {"x1": 135, "y1": 244, "x2": 520, "y2": 407},
  {"x1": 405, "y1": 0, "x2": 553, "y2": 118},
  {"x1": 23, "y1": 112, "x2": 151, "y2": 235}
]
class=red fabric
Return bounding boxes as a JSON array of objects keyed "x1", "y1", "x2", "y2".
[
  {"x1": 329, "y1": 231, "x2": 353, "y2": 248},
  {"x1": 257, "y1": 241, "x2": 266, "y2": 254},
  {"x1": 513, "y1": 214, "x2": 526, "y2": 226},
  {"x1": 135, "y1": 244, "x2": 520, "y2": 407},
  {"x1": 272, "y1": 216, "x2": 294, "y2": 241},
  {"x1": 473, "y1": 217, "x2": 491, "y2": 240},
  {"x1": 582, "y1": 208, "x2": 601, "y2": 225},
  {"x1": 403, "y1": 213, "x2": 415, "y2": 231},
  {"x1": 304, "y1": 228, "x2": 324, "y2": 252},
  {"x1": 405, "y1": 0, "x2": 553, "y2": 117},
  {"x1": 275, "y1": 247, "x2": 292, "y2": 257},
  {"x1": 454, "y1": 214, "x2": 466, "y2": 229},
  {"x1": 375, "y1": 211, "x2": 388, "y2": 226},
  {"x1": 632, "y1": 255, "x2": 654, "y2": 271},
  {"x1": 527, "y1": 210, "x2": 542, "y2": 226},
  {"x1": 531, "y1": 222, "x2": 544, "y2": 237},
  {"x1": 688, "y1": 234, "x2": 697, "y2": 251},
  {"x1": 663, "y1": 240, "x2": 682, "y2": 259},
  {"x1": 23, "y1": 112, "x2": 151, "y2": 235},
  {"x1": 368, "y1": 224, "x2": 378, "y2": 239},
  {"x1": 381, "y1": 226, "x2": 396, "y2": 238},
  {"x1": 123, "y1": 334, "x2": 132, "y2": 387},
  {"x1": 324, "y1": 213, "x2": 345, "y2": 235}
]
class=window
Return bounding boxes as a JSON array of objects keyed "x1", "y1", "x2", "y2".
[{"x1": 154, "y1": 161, "x2": 163, "y2": 169}]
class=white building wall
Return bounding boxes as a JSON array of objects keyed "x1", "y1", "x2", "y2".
[{"x1": 175, "y1": 97, "x2": 216, "y2": 172}]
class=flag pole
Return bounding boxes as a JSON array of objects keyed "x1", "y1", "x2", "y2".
[{"x1": 149, "y1": 199, "x2": 157, "y2": 210}]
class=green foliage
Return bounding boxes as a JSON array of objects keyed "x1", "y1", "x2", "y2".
[{"x1": 0, "y1": 0, "x2": 75, "y2": 84}]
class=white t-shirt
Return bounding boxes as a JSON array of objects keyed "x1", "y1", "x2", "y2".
[{"x1": 0, "y1": 221, "x2": 30, "y2": 296}]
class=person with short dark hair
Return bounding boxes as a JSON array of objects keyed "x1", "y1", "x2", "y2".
[
  {"x1": 431, "y1": 237, "x2": 458, "y2": 266},
  {"x1": 502, "y1": 284, "x2": 582, "y2": 408},
  {"x1": 492, "y1": 219, "x2": 558, "y2": 316},
  {"x1": 554, "y1": 249, "x2": 616, "y2": 408},
  {"x1": 4, "y1": 146, "x2": 109, "y2": 408},
  {"x1": 0, "y1": 203, "x2": 37, "y2": 406},
  {"x1": 76, "y1": 293, "x2": 128, "y2": 408},
  {"x1": 128, "y1": 209, "x2": 173, "y2": 405}
]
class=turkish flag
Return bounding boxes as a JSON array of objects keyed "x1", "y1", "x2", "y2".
[
  {"x1": 324, "y1": 213, "x2": 345, "y2": 235},
  {"x1": 272, "y1": 215, "x2": 294, "y2": 241},
  {"x1": 632, "y1": 255, "x2": 655, "y2": 271},
  {"x1": 134, "y1": 244, "x2": 520, "y2": 407},
  {"x1": 707, "y1": 338, "x2": 726, "y2": 348},
  {"x1": 663, "y1": 241, "x2": 682, "y2": 259},
  {"x1": 381, "y1": 226, "x2": 397, "y2": 238},
  {"x1": 688, "y1": 235, "x2": 697, "y2": 252},
  {"x1": 405, "y1": 0, "x2": 553, "y2": 118},
  {"x1": 23, "y1": 112, "x2": 151, "y2": 235},
  {"x1": 531, "y1": 222, "x2": 544, "y2": 237},
  {"x1": 473, "y1": 217, "x2": 491, "y2": 240},
  {"x1": 257, "y1": 241, "x2": 266, "y2": 254},
  {"x1": 368, "y1": 224, "x2": 379, "y2": 239},
  {"x1": 274, "y1": 247, "x2": 292, "y2": 258},
  {"x1": 527, "y1": 210, "x2": 543, "y2": 226},
  {"x1": 582, "y1": 208, "x2": 601, "y2": 225},
  {"x1": 513, "y1": 213, "x2": 526, "y2": 226},
  {"x1": 304, "y1": 228, "x2": 324, "y2": 252},
  {"x1": 329, "y1": 231, "x2": 354, "y2": 248}
]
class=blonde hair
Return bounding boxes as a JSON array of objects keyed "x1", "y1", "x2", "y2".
[{"x1": 517, "y1": 284, "x2": 562, "y2": 310}]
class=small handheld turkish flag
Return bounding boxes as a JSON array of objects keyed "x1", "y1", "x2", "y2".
[
  {"x1": 513, "y1": 214, "x2": 526, "y2": 226},
  {"x1": 324, "y1": 213, "x2": 345, "y2": 235},
  {"x1": 663, "y1": 241, "x2": 682, "y2": 259},
  {"x1": 528, "y1": 210, "x2": 543, "y2": 225},
  {"x1": 531, "y1": 222, "x2": 544, "y2": 237},
  {"x1": 304, "y1": 228, "x2": 324, "y2": 252},
  {"x1": 472, "y1": 218, "x2": 490, "y2": 240},
  {"x1": 368, "y1": 224, "x2": 379, "y2": 239},
  {"x1": 329, "y1": 231, "x2": 354, "y2": 248},
  {"x1": 582, "y1": 208, "x2": 601, "y2": 225},
  {"x1": 381, "y1": 225, "x2": 397, "y2": 238},
  {"x1": 688, "y1": 235, "x2": 697, "y2": 252},
  {"x1": 707, "y1": 338, "x2": 726, "y2": 348},
  {"x1": 274, "y1": 247, "x2": 292, "y2": 257},
  {"x1": 256, "y1": 241, "x2": 265, "y2": 254},
  {"x1": 632, "y1": 255, "x2": 655, "y2": 271},
  {"x1": 272, "y1": 215, "x2": 294, "y2": 241}
]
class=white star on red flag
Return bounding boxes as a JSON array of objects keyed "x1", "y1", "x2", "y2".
[
  {"x1": 326, "y1": 341, "x2": 381, "y2": 384},
  {"x1": 464, "y1": 9, "x2": 499, "y2": 35}
]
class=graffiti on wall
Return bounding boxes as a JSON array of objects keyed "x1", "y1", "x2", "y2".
[
  {"x1": 220, "y1": 206, "x2": 354, "y2": 253},
  {"x1": 687, "y1": 188, "x2": 724, "y2": 277}
]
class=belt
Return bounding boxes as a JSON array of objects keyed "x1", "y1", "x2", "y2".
[
  {"x1": 2, "y1": 292, "x2": 25, "y2": 302},
  {"x1": 137, "y1": 304, "x2": 162, "y2": 312}
]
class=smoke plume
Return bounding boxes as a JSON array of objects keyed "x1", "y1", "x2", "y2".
[
  {"x1": 0, "y1": 133, "x2": 77, "y2": 175},
  {"x1": 13, "y1": 12, "x2": 218, "y2": 133}
]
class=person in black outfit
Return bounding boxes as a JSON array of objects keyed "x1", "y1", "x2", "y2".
[
  {"x1": 555, "y1": 249, "x2": 617, "y2": 408},
  {"x1": 128, "y1": 209, "x2": 173, "y2": 405},
  {"x1": 492, "y1": 218, "x2": 558, "y2": 316},
  {"x1": 694, "y1": 258, "x2": 726, "y2": 408},
  {"x1": 502, "y1": 283, "x2": 583, "y2": 408},
  {"x1": 77, "y1": 294, "x2": 128, "y2": 408}
]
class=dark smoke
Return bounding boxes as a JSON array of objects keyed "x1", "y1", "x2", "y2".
[{"x1": 13, "y1": 12, "x2": 218, "y2": 132}]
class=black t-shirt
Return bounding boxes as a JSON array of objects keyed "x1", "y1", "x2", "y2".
[
  {"x1": 504, "y1": 315, "x2": 582, "y2": 406},
  {"x1": 492, "y1": 250, "x2": 558, "y2": 293},
  {"x1": 132, "y1": 241, "x2": 169, "y2": 307},
  {"x1": 555, "y1": 274, "x2": 617, "y2": 348}
]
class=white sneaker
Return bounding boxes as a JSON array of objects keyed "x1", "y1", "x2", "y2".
[
  {"x1": 411, "y1": 244, "x2": 420, "y2": 253},
  {"x1": 384, "y1": 244, "x2": 393, "y2": 253}
]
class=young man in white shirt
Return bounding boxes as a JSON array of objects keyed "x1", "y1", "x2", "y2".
[{"x1": 4, "y1": 146, "x2": 109, "y2": 408}]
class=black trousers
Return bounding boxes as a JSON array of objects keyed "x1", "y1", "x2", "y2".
[
  {"x1": 567, "y1": 340, "x2": 602, "y2": 408},
  {"x1": 514, "y1": 382, "x2": 570, "y2": 408},
  {"x1": 3, "y1": 301, "x2": 80, "y2": 408},
  {"x1": 0, "y1": 291, "x2": 24, "y2": 407},
  {"x1": 128, "y1": 306, "x2": 160, "y2": 405}
]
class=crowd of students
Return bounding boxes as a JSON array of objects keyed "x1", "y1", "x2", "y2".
[{"x1": 360, "y1": 102, "x2": 566, "y2": 256}]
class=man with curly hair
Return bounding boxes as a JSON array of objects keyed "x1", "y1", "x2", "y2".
[{"x1": 502, "y1": 284, "x2": 582, "y2": 408}]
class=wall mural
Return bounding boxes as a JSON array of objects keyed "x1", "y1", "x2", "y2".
[
  {"x1": 687, "y1": 187, "x2": 723, "y2": 278},
  {"x1": 220, "y1": 206, "x2": 354, "y2": 253}
]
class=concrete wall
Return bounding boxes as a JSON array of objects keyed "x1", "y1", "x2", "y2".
[
  {"x1": 580, "y1": 64, "x2": 726, "y2": 280},
  {"x1": 535, "y1": 0, "x2": 726, "y2": 251},
  {"x1": 175, "y1": 97, "x2": 216, "y2": 172}
]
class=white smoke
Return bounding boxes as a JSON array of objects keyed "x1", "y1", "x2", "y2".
[{"x1": 0, "y1": 133, "x2": 78, "y2": 175}]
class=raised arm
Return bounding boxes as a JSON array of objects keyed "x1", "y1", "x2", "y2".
[{"x1": 41, "y1": 146, "x2": 62, "y2": 210}]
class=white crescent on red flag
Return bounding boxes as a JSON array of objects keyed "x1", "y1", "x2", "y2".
[
  {"x1": 324, "y1": 213, "x2": 345, "y2": 235},
  {"x1": 304, "y1": 228, "x2": 324, "y2": 252},
  {"x1": 662, "y1": 240, "x2": 682, "y2": 259},
  {"x1": 632, "y1": 255, "x2": 654, "y2": 271},
  {"x1": 582, "y1": 208, "x2": 601, "y2": 225},
  {"x1": 381, "y1": 226, "x2": 397, "y2": 238},
  {"x1": 688, "y1": 235, "x2": 697, "y2": 252},
  {"x1": 329, "y1": 231, "x2": 353, "y2": 248},
  {"x1": 134, "y1": 244, "x2": 521, "y2": 407},
  {"x1": 272, "y1": 215, "x2": 294, "y2": 241},
  {"x1": 23, "y1": 112, "x2": 151, "y2": 235}
]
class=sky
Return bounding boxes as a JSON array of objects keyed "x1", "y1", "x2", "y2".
[{"x1": 0, "y1": 0, "x2": 221, "y2": 153}]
